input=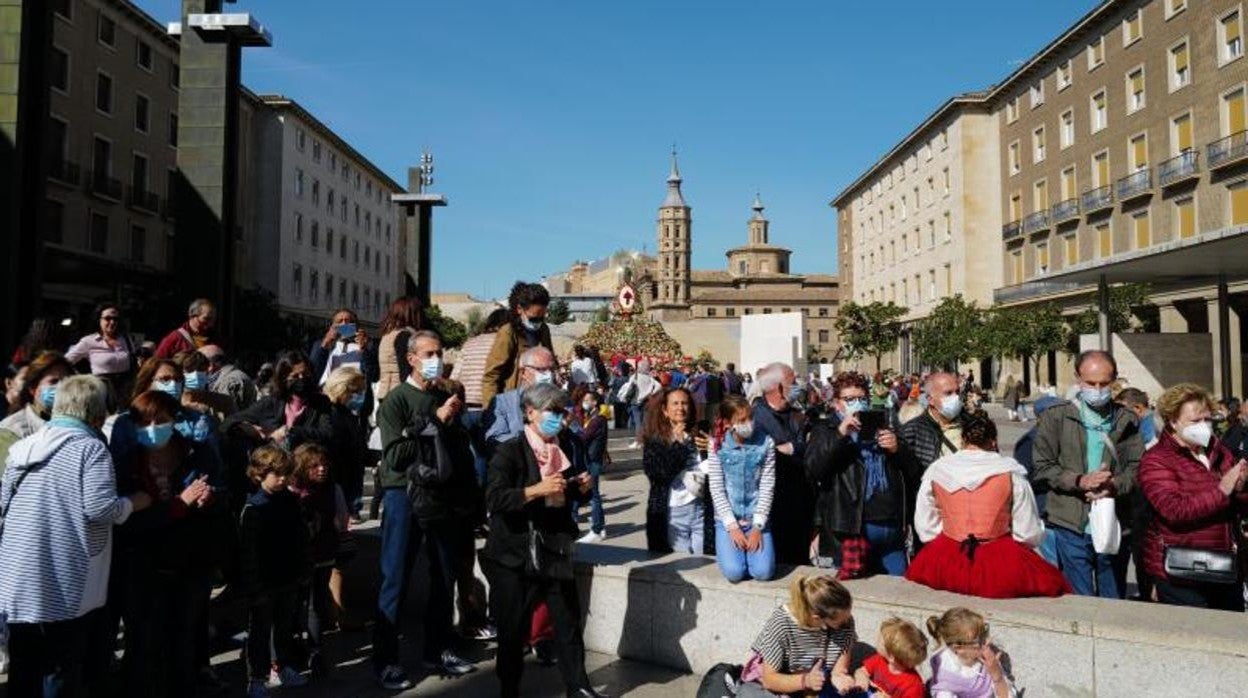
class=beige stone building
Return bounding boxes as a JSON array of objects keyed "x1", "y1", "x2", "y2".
[
  {"x1": 992, "y1": 0, "x2": 1248, "y2": 397},
  {"x1": 42, "y1": 0, "x2": 182, "y2": 313},
  {"x1": 831, "y1": 94, "x2": 1004, "y2": 373}
]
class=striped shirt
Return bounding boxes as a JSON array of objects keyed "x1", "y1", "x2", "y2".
[
  {"x1": 751, "y1": 604, "x2": 856, "y2": 675},
  {"x1": 0, "y1": 425, "x2": 133, "y2": 623},
  {"x1": 707, "y1": 435, "x2": 776, "y2": 529}
]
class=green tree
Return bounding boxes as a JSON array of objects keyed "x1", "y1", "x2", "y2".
[
  {"x1": 592, "y1": 304, "x2": 611, "y2": 323},
  {"x1": 983, "y1": 303, "x2": 1066, "y2": 380},
  {"x1": 1063, "y1": 283, "x2": 1154, "y2": 353},
  {"x1": 424, "y1": 304, "x2": 468, "y2": 349},
  {"x1": 464, "y1": 307, "x2": 486, "y2": 337},
  {"x1": 912, "y1": 294, "x2": 985, "y2": 370},
  {"x1": 547, "y1": 298, "x2": 571, "y2": 326},
  {"x1": 833, "y1": 300, "x2": 908, "y2": 372}
]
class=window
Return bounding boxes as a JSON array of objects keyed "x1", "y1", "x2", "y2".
[
  {"x1": 354, "y1": 240, "x2": 360, "y2": 264},
  {"x1": 294, "y1": 168, "x2": 304, "y2": 197},
  {"x1": 310, "y1": 271, "x2": 319, "y2": 303},
  {"x1": 312, "y1": 141, "x2": 321, "y2": 163},
  {"x1": 327, "y1": 189, "x2": 335, "y2": 214},
  {"x1": 1060, "y1": 109, "x2": 1075, "y2": 148},
  {"x1": 1091, "y1": 90, "x2": 1108, "y2": 131},
  {"x1": 927, "y1": 220, "x2": 936, "y2": 248},
  {"x1": 943, "y1": 211, "x2": 952, "y2": 241},
  {"x1": 92, "y1": 136, "x2": 111, "y2": 177},
  {"x1": 1133, "y1": 210, "x2": 1151, "y2": 248},
  {"x1": 1088, "y1": 36, "x2": 1105, "y2": 69},
  {"x1": 97, "y1": 13, "x2": 116, "y2": 47},
  {"x1": 325, "y1": 227, "x2": 333, "y2": 252},
  {"x1": 170, "y1": 61, "x2": 179, "y2": 90},
  {"x1": 131, "y1": 153, "x2": 148, "y2": 193},
  {"x1": 1220, "y1": 10, "x2": 1243, "y2": 63},
  {"x1": 296, "y1": 128, "x2": 306, "y2": 151},
  {"x1": 1093, "y1": 150, "x2": 1111, "y2": 187},
  {"x1": 95, "y1": 72, "x2": 113, "y2": 114},
  {"x1": 45, "y1": 199, "x2": 64, "y2": 243},
  {"x1": 311, "y1": 180, "x2": 320, "y2": 206},
  {"x1": 1010, "y1": 250, "x2": 1024, "y2": 284},
  {"x1": 1232, "y1": 183, "x2": 1248, "y2": 225},
  {"x1": 50, "y1": 47, "x2": 69, "y2": 93},
  {"x1": 1223, "y1": 87, "x2": 1246, "y2": 135},
  {"x1": 1030, "y1": 81, "x2": 1044, "y2": 108},
  {"x1": 338, "y1": 280, "x2": 346, "y2": 306},
  {"x1": 942, "y1": 167, "x2": 950, "y2": 195},
  {"x1": 129, "y1": 225, "x2": 146, "y2": 262},
  {"x1": 1006, "y1": 98, "x2": 1019, "y2": 123},
  {"x1": 1036, "y1": 242, "x2": 1050, "y2": 274},
  {"x1": 1172, "y1": 112, "x2": 1194, "y2": 153},
  {"x1": 1064, "y1": 233, "x2": 1079, "y2": 265},
  {"x1": 1058, "y1": 60, "x2": 1073, "y2": 90},
  {"x1": 293, "y1": 264, "x2": 303, "y2": 298},
  {"x1": 1169, "y1": 41, "x2": 1190, "y2": 89},
  {"x1": 136, "y1": 39, "x2": 153, "y2": 71},
  {"x1": 1175, "y1": 197, "x2": 1196, "y2": 238},
  {"x1": 1033, "y1": 126, "x2": 1046, "y2": 163},
  {"x1": 1009, "y1": 192, "x2": 1022, "y2": 222},
  {"x1": 1033, "y1": 179, "x2": 1048, "y2": 211},
  {"x1": 167, "y1": 113, "x2": 178, "y2": 147},
  {"x1": 1097, "y1": 222, "x2": 1112, "y2": 258},
  {"x1": 134, "y1": 95, "x2": 149, "y2": 133},
  {"x1": 1123, "y1": 10, "x2": 1142, "y2": 46},
  {"x1": 89, "y1": 211, "x2": 108, "y2": 253},
  {"x1": 310, "y1": 221, "x2": 319, "y2": 246},
  {"x1": 1127, "y1": 67, "x2": 1146, "y2": 112},
  {"x1": 1061, "y1": 166, "x2": 1077, "y2": 200},
  {"x1": 339, "y1": 236, "x2": 346, "y2": 259},
  {"x1": 1129, "y1": 133, "x2": 1149, "y2": 171},
  {"x1": 818, "y1": 307, "x2": 829, "y2": 318},
  {"x1": 1008, "y1": 140, "x2": 1021, "y2": 174},
  {"x1": 1167, "y1": 0, "x2": 1187, "y2": 19}
]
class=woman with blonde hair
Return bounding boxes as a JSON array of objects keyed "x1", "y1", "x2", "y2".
[{"x1": 736, "y1": 574, "x2": 863, "y2": 696}]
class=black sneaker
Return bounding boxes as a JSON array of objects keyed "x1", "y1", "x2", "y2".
[
  {"x1": 423, "y1": 650, "x2": 477, "y2": 677},
  {"x1": 377, "y1": 664, "x2": 414, "y2": 690},
  {"x1": 534, "y1": 640, "x2": 557, "y2": 667}
]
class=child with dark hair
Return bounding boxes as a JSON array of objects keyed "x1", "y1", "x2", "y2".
[
  {"x1": 239, "y1": 445, "x2": 311, "y2": 697},
  {"x1": 291, "y1": 443, "x2": 346, "y2": 677}
]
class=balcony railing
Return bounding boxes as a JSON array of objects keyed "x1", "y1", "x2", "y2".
[
  {"x1": 47, "y1": 159, "x2": 81, "y2": 186},
  {"x1": 87, "y1": 170, "x2": 123, "y2": 201},
  {"x1": 1051, "y1": 198, "x2": 1080, "y2": 223},
  {"x1": 1207, "y1": 130, "x2": 1248, "y2": 170},
  {"x1": 1116, "y1": 168, "x2": 1152, "y2": 201},
  {"x1": 1158, "y1": 150, "x2": 1200, "y2": 186},
  {"x1": 127, "y1": 186, "x2": 160, "y2": 213},
  {"x1": 1002, "y1": 220, "x2": 1021, "y2": 240},
  {"x1": 1081, "y1": 185, "x2": 1114, "y2": 213},
  {"x1": 1022, "y1": 210, "x2": 1051, "y2": 234}
]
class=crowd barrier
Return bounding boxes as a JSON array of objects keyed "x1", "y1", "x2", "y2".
[{"x1": 574, "y1": 545, "x2": 1248, "y2": 697}]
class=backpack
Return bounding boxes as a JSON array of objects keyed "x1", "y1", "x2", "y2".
[{"x1": 695, "y1": 662, "x2": 743, "y2": 698}]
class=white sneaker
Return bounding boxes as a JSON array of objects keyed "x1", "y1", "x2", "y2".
[
  {"x1": 578, "y1": 530, "x2": 606, "y2": 544},
  {"x1": 267, "y1": 666, "x2": 308, "y2": 688},
  {"x1": 627, "y1": 441, "x2": 640, "y2": 450}
]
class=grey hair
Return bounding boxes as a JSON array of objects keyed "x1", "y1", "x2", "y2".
[
  {"x1": 925, "y1": 371, "x2": 958, "y2": 393},
  {"x1": 520, "y1": 346, "x2": 555, "y2": 368},
  {"x1": 521, "y1": 382, "x2": 569, "y2": 413},
  {"x1": 52, "y1": 375, "x2": 109, "y2": 426},
  {"x1": 756, "y1": 362, "x2": 791, "y2": 393},
  {"x1": 406, "y1": 330, "x2": 443, "y2": 353},
  {"x1": 187, "y1": 298, "x2": 215, "y2": 318}
]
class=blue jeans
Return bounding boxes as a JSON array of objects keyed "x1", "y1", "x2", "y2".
[
  {"x1": 668, "y1": 499, "x2": 705, "y2": 554},
  {"x1": 373, "y1": 487, "x2": 418, "y2": 670},
  {"x1": 864, "y1": 522, "x2": 909, "y2": 576},
  {"x1": 576, "y1": 461, "x2": 605, "y2": 534},
  {"x1": 1038, "y1": 527, "x2": 1059, "y2": 565},
  {"x1": 461, "y1": 408, "x2": 488, "y2": 486},
  {"x1": 714, "y1": 521, "x2": 776, "y2": 582},
  {"x1": 629, "y1": 404, "x2": 644, "y2": 436},
  {"x1": 1051, "y1": 524, "x2": 1128, "y2": 598}
]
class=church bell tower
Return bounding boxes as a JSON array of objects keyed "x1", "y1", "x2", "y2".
[{"x1": 653, "y1": 148, "x2": 692, "y2": 317}]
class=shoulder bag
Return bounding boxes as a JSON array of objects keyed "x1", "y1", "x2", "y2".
[
  {"x1": 526, "y1": 518, "x2": 575, "y2": 581},
  {"x1": 1164, "y1": 546, "x2": 1238, "y2": 585}
]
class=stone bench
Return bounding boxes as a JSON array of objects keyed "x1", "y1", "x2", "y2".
[{"x1": 574, "y1": 545, "x2": 1248, "y2": 697}]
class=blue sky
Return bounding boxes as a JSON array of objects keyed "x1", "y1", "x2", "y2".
[{"x1": 136, "y1": 0, "x2": 1097, "y2": 299}]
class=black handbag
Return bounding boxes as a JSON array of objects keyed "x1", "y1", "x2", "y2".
[
  {"x1": 526, "y1": 520, "x2": 575, "y2": 581},
  {"x1": 1163, "y1": 546, "x2": 1238, "y2": 585}
]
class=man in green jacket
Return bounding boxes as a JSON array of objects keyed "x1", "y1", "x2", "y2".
[{"x1": 1032, "y1": 350, "x2": 1143, "y2": 598}]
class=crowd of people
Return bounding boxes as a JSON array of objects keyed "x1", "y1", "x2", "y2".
[{"x1": 3, "y1": 281, "x2": 1248, "y2": 697}]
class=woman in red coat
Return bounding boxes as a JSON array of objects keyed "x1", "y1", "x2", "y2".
[{"x1": 1139, "y1": 383, "x2": 1248, "y2": 611}]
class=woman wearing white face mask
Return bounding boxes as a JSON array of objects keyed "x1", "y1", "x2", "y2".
[
  {"x1": 706, "y1": 396, "x2": 777, "y2": 582},
  {"x1": 1139, "y1": 383, "x2": 1248, "y2": 610}
]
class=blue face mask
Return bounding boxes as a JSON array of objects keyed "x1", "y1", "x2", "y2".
[
  {"x1": 538, "y1": 411, "x2": 564, "y2": 438},
  {"x1": 183, "y1": 371, "x2": 208, "y2": 391},
  {"x1": 1080, "y1": 386, "x2": 1112, "y2": 408},
  {"x1": 153, "y1": 379, "x2": 184, "y2": 400},
  {"x1": 38, "y1": 384, "x2": 57, "y2": 411},
  {"x1": 845, "y1": 398, "x2": 869, "y2": 415},
  {"x1": 136, "y1": 422, "x2": 175, "y2": 449},
  {"x1": 420, "y1": 356, "x2": 443, "y2": 381},
  {"x1": 347, "y1": 392, "x2": 367, "y2": 413},
  {"x1": 521, "y1": 316, "x2": 545, "y2": 332}
]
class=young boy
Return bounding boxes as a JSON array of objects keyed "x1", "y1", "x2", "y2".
[
  {"x1": 856, "y1": 617, "x2": 928, "y2": 698},
  {"x1": 239, "y1": 445, "x2": 311, "y2": 698}
]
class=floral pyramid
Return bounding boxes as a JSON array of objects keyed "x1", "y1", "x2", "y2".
[{"x1": 578, "y1": 314, "x2": 684, "y2": 368}]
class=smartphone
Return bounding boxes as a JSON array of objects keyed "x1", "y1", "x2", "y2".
[
  {"x1": 857, "y1": 409, "x2": 888, "y2": 442},
  {"x1": 337, "y1": 322, "x2": 357, "y2": 339}
]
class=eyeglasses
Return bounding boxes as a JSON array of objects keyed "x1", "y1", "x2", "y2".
[{"x1": 101, "y1": 315, "x2": 120, "y2": 321}]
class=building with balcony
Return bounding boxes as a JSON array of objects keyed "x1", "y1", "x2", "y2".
[
  {"x1": 831, "y1": 93, "x2": 1003, "y2": 373},
  {"x1": 991, "y1": 0, "x2": 1248, "y2": 396}
]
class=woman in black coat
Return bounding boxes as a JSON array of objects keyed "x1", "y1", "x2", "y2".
[
  {"x1": 479, "y1": 383, "x2": 603, "y2": 698},
  {"x1": 223, "y1": 350, "x2": 337, "y2": 456},
  {"x1": 642, "y1": 387, "x2": 715, "y2": 555}
]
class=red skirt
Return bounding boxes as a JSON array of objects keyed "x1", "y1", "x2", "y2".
[{"x1": 905, "y1": 534, "x2": 1070, "y2": 599}]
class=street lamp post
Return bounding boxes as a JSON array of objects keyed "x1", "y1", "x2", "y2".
[{"x1": 393, "y1": 150, "x2": 447, "y2": 309}]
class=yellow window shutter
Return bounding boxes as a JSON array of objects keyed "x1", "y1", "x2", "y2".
[
  {"x1": 1230, "y1": 91, "x2": 1246, "y2": 134},
  {"x1": 1232, "y1": 187, "x2": 1248, "y2": 226},
  {"x1": 1133, "y1": 136, "x2": 1148, "y2": 167},
  {"x1": 1176, "y1": 115, "x2": 1193, "y2": 151},
  {"x1": 1177, "y1": 200, "x2": 1195, "y2": 238},
  {"x1": 1175, "y1": 45, "x2": 1189, "y2": 71},
  {"x1": 1226, "y1": 14, "x2": 1241, "y2": 43},
  {"x1": 1132, "y1": 72, "x2": 1144, "y2": 94}
]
